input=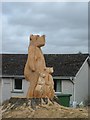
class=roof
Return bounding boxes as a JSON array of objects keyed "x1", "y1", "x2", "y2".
[
  {"x1": 45, "y1": 54, "x2": 89, "y2": 77},
  {"x1": 1, "y1": 53, "x2": 89, "y2": 77}
]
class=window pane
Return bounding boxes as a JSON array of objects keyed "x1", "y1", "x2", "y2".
[
  {"x1": 57, "y1": 80, "x2": 61, "y2": 92},
  {"x1": 53, "y1": 79, "x2": 62, "y2": 92},
  {"x1": 54, "y1": 80, "x2": 57, "y2": 92},
  {"x1": 14, "y1": 79, "x2": 22, "y2": 90}
]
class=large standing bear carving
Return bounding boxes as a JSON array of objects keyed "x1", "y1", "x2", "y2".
[{"x1": 24, "y1": 34, "x2": 55, "y2": 99}]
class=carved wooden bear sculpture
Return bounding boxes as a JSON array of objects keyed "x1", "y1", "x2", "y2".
[{"x1": 24, "y1": 34, "x2": 55, "y2": 99}]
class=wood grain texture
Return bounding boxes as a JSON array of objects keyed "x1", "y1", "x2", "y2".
[{"x1": 24, "y1": 34, "x2": 55, "y2": 98}]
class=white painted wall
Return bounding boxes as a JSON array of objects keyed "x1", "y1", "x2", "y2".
[
  {"x1": 62, "y1": 80, "x2": 74, "y2": 103},
  {"x1": 11, "y1": 79, "x2": 29, "y2": 97},
  {"x1": 2, "y1": 78, "x2": 12, "y2": 102},
  {"x1": 87, "y1": 63, "x2": 90, "y2": 103},
  {"x1": 75, "y1": 61, "x2": 89, "y2": 104},
  {"x1": 0, "y1": 79, "x2": 2, "y2": 105},
  {"x1": 23, "y1": 79, "x2": 30, "y2": 96},
  {"x1": 2, "y1": 78, "x2": 29, "y2": 103}
]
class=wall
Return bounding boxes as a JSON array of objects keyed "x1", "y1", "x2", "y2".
[
  {"x1": 75, "y1": 60, "x2": 89, "y2": 104},
  {"x1": 0, "y1": 79, "x2": 2, "y2": 105},
  {"x1": 11, "y1": 79, "x2": 29, "y2": 97},
  {"x1": 89, "y1": 64, "x2": 90, "y2": 103},
  {"x1": 62, "y1": 80, "x2": 74, "y2": 103},
  {"x1": 2, "y1": 78, "x2": 12, "y2": 102},
  {"x1": 2, "y1": 78, "x2": 29, "y2": 103}
]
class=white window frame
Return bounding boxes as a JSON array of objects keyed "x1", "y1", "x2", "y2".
[
  {"x1": 13, "y1": 78, "x2": 23, "y2": 92},
  {"x1": 54, "y1": 79, "x2": 62, "y2": 94}
]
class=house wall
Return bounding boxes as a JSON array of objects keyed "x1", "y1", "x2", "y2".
[
  {"x1": 23, "y1": 79, "x2": 30, "y2": 96},
  {"x1": 62, "y1": 80, "x2": 74, "y2": 103},
  {"x1": 1, "y1": 59, "x2": 89, "y2": 104},
  {"x1": 75, "y1": 61, "x2": 89, "y2": 104},
  {"x1": 0, "y1": 77, "x2": 74, "y2": 104},
  {"x1": 2, "y1": 78, "x2": 29, "y2": 103},
  {"x1": 11, "y1": 79, "x2": 29, "y2": 97},
  {"x1": 2, "y1": 78, "x2": 12, "y2": 102},
  {"x1": 89, "y1": 64, "x2": 90, "y2": 102},
  {"x1": 0, "y1": 79, "x2": 2, "y2": 105}
]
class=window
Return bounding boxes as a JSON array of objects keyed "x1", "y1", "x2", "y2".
[
  {"x1": 53, "y1": 79, "x2": 62, "y2": 92},
  {"x1": 14, "y1": 78, "x2": 22, "y2": 91}
]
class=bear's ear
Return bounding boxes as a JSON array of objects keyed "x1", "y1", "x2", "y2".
[
  {"x1": 36, "y1": 35, "x2": 39, "y2": 40},
  {"x1": 42, "y1": 35, "x2": 45, "y2": 39},
  {"x1": 30, "y1": 34, "x2": 33, "y2": 41}
]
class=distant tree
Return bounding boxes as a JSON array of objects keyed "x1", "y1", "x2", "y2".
[{"x1": 78, "y1": 51, "x2": 82, "y2": 54}]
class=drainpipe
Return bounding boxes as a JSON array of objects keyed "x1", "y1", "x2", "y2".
[
  {"x1": 70, "y1": 77, "x2": 78, "y2": 108},
  {"x1": 73, "y1": 77, "x2": 76, "y2": 102},
  {"x1": 70, "y1": 77, "x2": 75, "y2": 102},
  {"x1": 73, "y1": 80, "x2": 75, "y2": 102}
]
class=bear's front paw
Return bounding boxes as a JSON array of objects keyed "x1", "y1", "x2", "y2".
[
  {"x1": 44, "y1": 67, "x2": 54, "y2": 73},
  {"x1": 39, "y1": 72, "x2": 46, "y2": 78}
]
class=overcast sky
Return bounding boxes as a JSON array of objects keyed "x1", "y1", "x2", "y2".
[{"x1": 1, "y1": 2, "x2": 88, "y2": 54}]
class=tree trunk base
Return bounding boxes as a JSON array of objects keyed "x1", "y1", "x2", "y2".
[{"x1": 2, "y1": 97, "x2": 55, "y2": 111}]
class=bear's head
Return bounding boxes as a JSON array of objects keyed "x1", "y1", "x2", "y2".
[{"x1": 30, "y1": 34, "x2": 45, "y2": 47}]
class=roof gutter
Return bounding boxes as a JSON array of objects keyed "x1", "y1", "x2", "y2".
[
  {"x1": 1, "y1": 75, "x2": 25, "y2": 78},
  {"x1": 53, "y1": 76, "x2": 75, "y2": 81}
]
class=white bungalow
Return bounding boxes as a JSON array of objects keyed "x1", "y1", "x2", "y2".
[{"x1": 0, "y1": 54, "x2": 89, "y2": 106}]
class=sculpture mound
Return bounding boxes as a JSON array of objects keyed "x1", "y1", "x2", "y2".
[{"x1": 2, "y1": 97, "x2": 88, "y2": 118}]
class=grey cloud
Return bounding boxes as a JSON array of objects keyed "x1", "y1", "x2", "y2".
[
  {"x1": 2, "y1": 2, "x2": 88, "y2": 54},
  {"x1": 6, "y1": 2, "x2": 87, "y2": 29}
]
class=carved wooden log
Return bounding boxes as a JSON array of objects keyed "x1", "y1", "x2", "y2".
[{"x1": 24, "y1": 34, "x2": 55, "y2": 99}]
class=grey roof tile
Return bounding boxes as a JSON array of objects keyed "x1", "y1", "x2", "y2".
[{"x1": 1, "y1": 54, "x2": 89, "y2": 77}]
